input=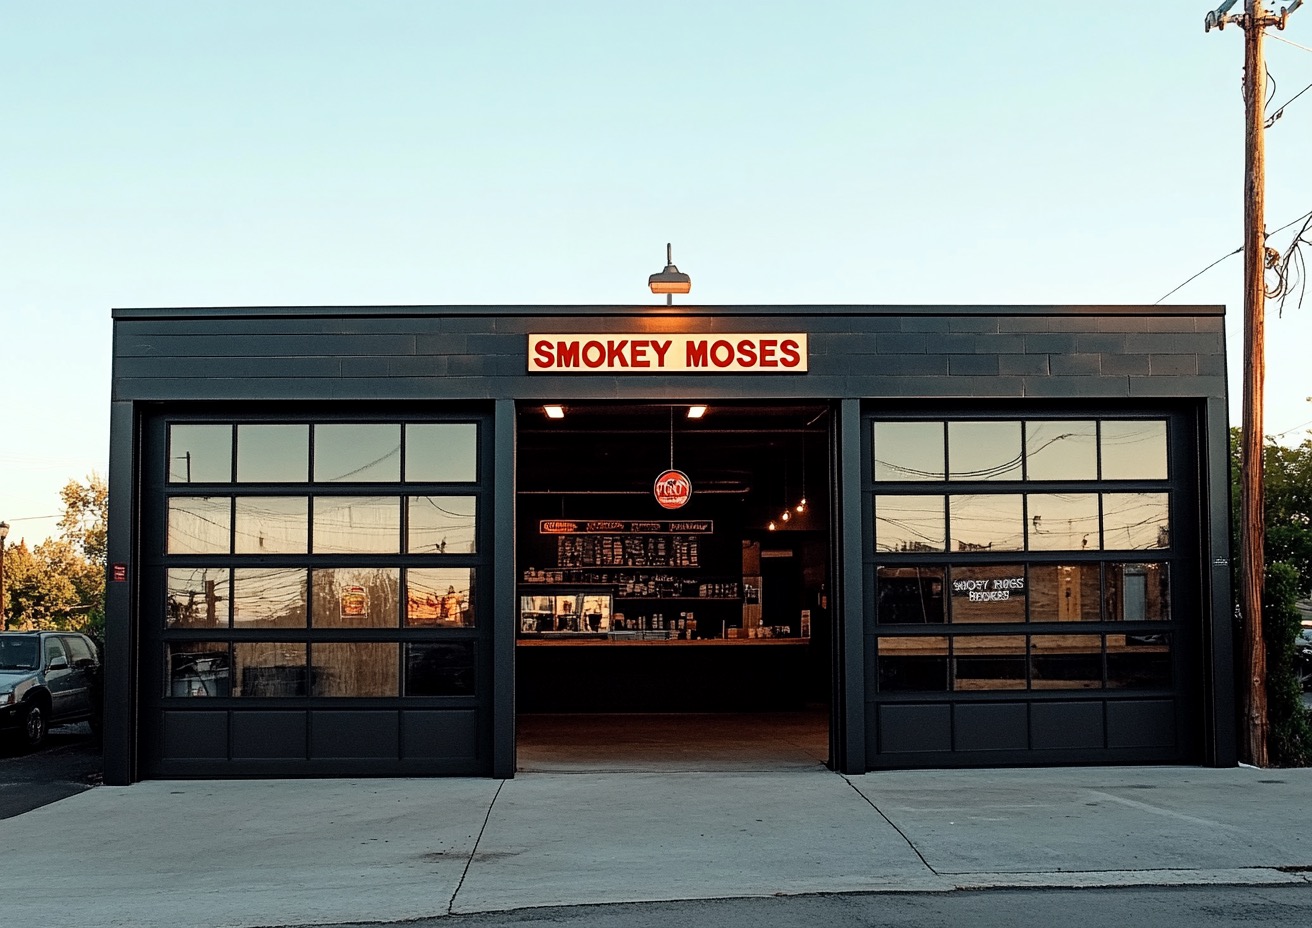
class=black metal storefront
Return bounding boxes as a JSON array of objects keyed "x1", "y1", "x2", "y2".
[{"x1": 104, "y1": 304, "x2": 1235, "y2": 782}]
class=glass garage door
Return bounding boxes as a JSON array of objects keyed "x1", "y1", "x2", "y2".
[
  {"x1": 865, "y1": 412, "x2": 1203, "y2": 767},
  {"x1": 140, "y1": 412, "x2": 493, "y2": 777}
]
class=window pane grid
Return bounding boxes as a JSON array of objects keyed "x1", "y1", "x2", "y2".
[
  {"x1": 161, "y1": 418, "x2": 485, "y2": 701},
  {"x1": 869, "y1": 415, "x2": 1176, "y2": 699},
  {"x1": 874, "y1": 632, "x2": 1172, "y2": 693}
]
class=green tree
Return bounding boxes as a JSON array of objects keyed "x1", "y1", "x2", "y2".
[
  {"x1": 0, "y1": 475, "x2": 109, "y2": 634},
  {"x1": 59, "y1": 473, "x2": 108, "y2": 567},
  {"x1": 57, "y1": 474, "x2": 108, "y2": 638},
  {"x1": 1264, "y1": 561, "x2": 1312, "y2": 766},
  {"x1": 1229, "y1": 429, "x2": 1312, "y2": 595},
  {"x1": 1, "y1": 539, "x2": 82, "y2": 630}
]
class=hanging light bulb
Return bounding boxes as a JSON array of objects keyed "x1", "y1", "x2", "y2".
[
  {"x1": 796, "y1": 435, "x2": 808, "y2": 515},
  {"x1": 767, "y1": 520, "x2": 777, "y2": 531},
  {"x1": 781, "y1": 510, "x2": 791, "y2": 522}
]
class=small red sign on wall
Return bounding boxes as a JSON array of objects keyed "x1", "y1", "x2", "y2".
[{"x1": 111, "y1": 563, "x2": 127, "y2": 582}]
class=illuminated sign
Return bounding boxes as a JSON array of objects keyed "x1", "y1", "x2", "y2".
[
  {"x1": 538, "y1": 520, "x2": 713, "y2": 534},
  {"x1": 951, "y1": 576, "x2": 1026, "y2": 602},
  {"x1": 653, "y1": 469, "x2": 692, "y2": 509},
  {"x1": 340, "y1": 585, "x2": 368, "y2": 619},
  {"x1": 528, "y1": 333, "x2": 808, "y2": 373}
]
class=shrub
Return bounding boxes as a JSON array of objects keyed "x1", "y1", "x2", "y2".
[{"x1": 1264, "y1": 561, "x2": 1312, "y2": 766}]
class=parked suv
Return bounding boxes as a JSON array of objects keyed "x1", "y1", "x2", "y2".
[
  {"x1": 0, "y1": 632, "x2": 102, "y2": 748},
  {"x1": 1295, "y1": 624, "x2": 1312, "y2": 691}
]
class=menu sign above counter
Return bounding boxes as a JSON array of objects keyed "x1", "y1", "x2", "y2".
[
  {"x1": 540, "y1": 520, "x2": 714, "y2": 535},
  {"x1": 528, "y1": 333, "x2": 808, "y2": 373}
]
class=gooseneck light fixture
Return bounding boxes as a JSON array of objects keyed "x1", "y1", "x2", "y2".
[{"x1": 648, "y1": 243, "x2": 692, "y2": 305}]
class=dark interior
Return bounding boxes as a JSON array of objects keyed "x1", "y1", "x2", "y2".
[{"x1": 514, "y1": 402, "x2": 834, "y2": 762}]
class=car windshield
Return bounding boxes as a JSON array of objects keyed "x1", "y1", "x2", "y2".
[{"x1": 0, "y1": 637, "x2": 39, "y2": 670}]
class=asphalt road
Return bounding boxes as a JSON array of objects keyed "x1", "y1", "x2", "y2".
[
  {"x1": 316, "y1": 885, "x2": 1312, "y2": 928},
  {"x1": 0, "y1": 722, "x2": 102, "y2": 819}
]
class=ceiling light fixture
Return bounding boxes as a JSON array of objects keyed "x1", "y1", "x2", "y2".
[
  {"x1": 543, "y1": 405, "x2": 566, "y2": 419},
  {"x1": 687, "y1": 405, "x2": 707, "y2": 419}
]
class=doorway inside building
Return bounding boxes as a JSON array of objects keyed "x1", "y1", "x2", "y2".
[{"x1": 514, "y1": 402, "x2": 834, "y2": 771}]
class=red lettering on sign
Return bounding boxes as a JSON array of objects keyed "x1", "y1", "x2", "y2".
[
  {"x1": 556, "y1": 341, "x2": 580, "y2": 367},
  {"x1": 530, "y1": 334, "x2": 804, "y2": 371},
  {"x1": 606, "y1": 339, "x2": 630, "y2": 367}
]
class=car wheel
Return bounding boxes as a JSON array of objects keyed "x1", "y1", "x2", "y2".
[{"x1": 23, "y1": 703, "x2": 48, "y2": 749}]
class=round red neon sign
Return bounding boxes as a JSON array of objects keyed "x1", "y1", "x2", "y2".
[{"x1": 653, "y1": 469, "x2": 692, "y2": 510}]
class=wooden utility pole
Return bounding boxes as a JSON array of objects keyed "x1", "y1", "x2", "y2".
[
  {"x1": 1238, "y1": 1, "x2": 1270, "y2": 767},
  {"x1": 1206, "y1": 0, "x2": 1303, "y2": 766}
]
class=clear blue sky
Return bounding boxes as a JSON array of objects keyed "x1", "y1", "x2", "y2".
[{"x1": 3, "y1": 1, "x2": 1311, "y2": 545}]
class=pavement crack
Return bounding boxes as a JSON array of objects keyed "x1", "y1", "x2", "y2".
[
  {"x1": 841, "y1": 774, "x2": 939, "y2": 876},
  {"x1": 447, "y1": 779, "x2": 505, "y2": 916}
]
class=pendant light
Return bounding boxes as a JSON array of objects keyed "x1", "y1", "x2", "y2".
[{"x1": 795, "y1": 435, "x2": 808, "y2": 514}]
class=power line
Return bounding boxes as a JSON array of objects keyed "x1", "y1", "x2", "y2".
[
  {"x1": 1267, "y1": 32, "x2": 1312, "y2": 55},
  {"x1": 1265, "y1": 78, "x2": 1312, "y2": 127},
  {"x1": 1153, "y1": 208, "x2": 1312, "y2": 304}
]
